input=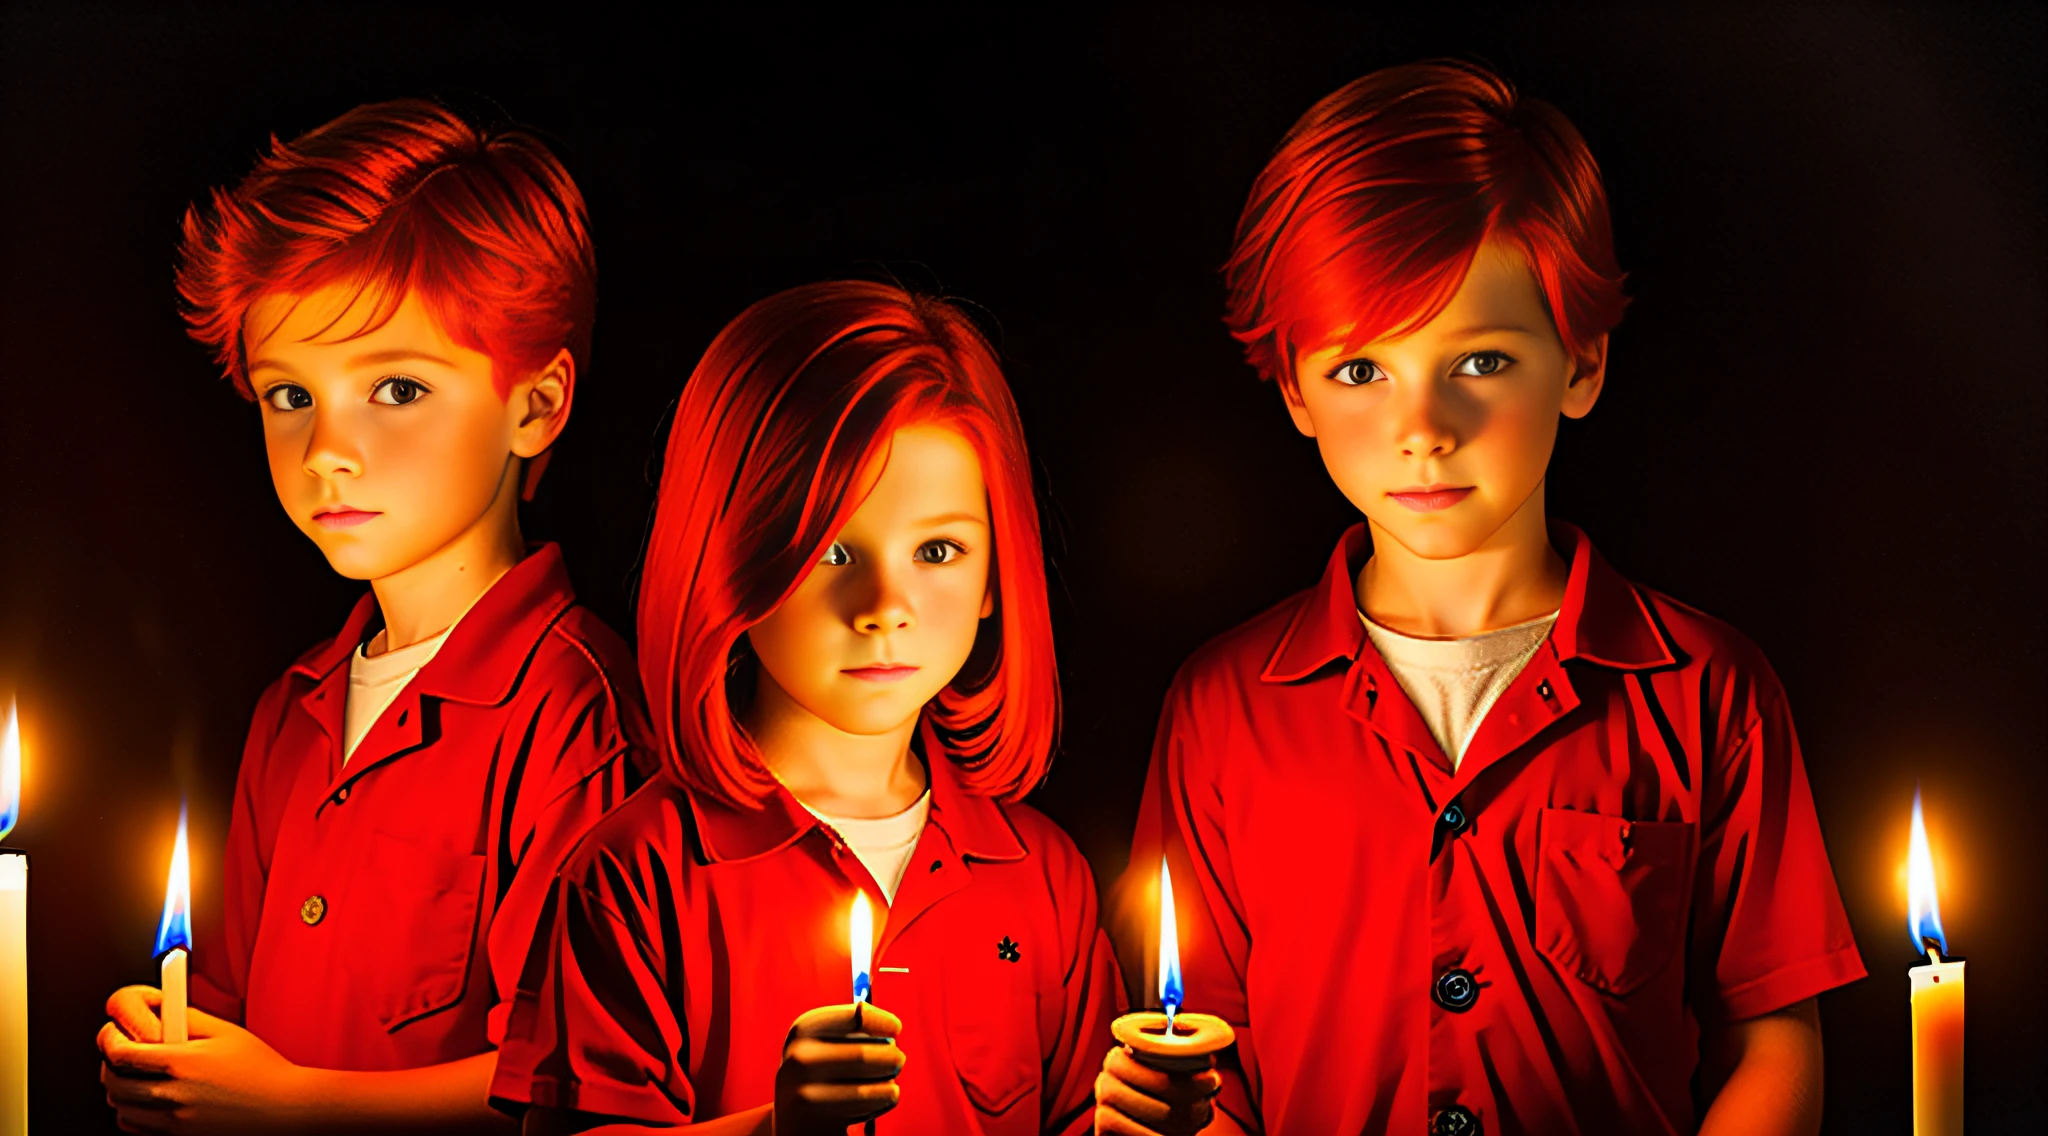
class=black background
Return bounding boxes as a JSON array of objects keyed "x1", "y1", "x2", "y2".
[{"x1": 1, "y1": 3, "x2": 2041, "y2": 1131}]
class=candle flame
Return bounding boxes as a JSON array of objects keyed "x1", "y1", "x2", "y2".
[
  {"x1": 154, "y1": 803, "x2": 192, "y2": 958},
  {"x1": 0, "y1": 698, "x2": 19, "y2": 843},
  {"x1": 849, "y1": 891, "x2": 873, "y2": 1004},
  {"x1": 1158, "y1": 857, "x2": 1182, "y2": 1024},
  {"x1": 1906, "y1": 786, "x2": 1947, "y2": 957}
]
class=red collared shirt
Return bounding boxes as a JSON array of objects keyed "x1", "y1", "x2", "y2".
[
  {"x1": 1115, "y1": 523, "x2": 1865, "y2": 1136},
  {"x1": 192, "y1": 544, "x2": 655, "y2": 1071},
  {"x1": 489, "y1": 749, "x2": 1124, "y2": 1135}
]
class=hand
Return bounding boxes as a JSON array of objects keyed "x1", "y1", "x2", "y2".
[
  {"x1": 99, "y1": 986, "x2": 312, "y2": 1134},
  {"x1": 1094, "y1": 1045, "x2": 1221, "y2": 1136},
  {"x1": 773, "y1": 1003, "x2": 905, "y2": 1136}
]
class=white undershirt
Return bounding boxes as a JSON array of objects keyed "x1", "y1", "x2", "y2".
[
  {"x1": 1361, "y1": 610, "x2": 1559, "y2": 769},
  {"x1": 343, "y1": 627, "x2": 454, "y2": 763},
  {"x1": 803, "y1": 791, "x2": 932, "y2": 904}
]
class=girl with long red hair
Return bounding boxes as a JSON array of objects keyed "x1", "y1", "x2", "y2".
[{"x1": 490, "y1": 280, "x2": 1123, "y2": 1135}]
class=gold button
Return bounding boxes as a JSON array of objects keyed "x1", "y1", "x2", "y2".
[{"x1": 300, "y1": 895, "x2": 327, "y2": 925}]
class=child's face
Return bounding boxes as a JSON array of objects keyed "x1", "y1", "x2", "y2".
[
  {"x1": 747, "y1": 424, "x2": 997, "y2": 740},
  {"x1": 1287, "y1": 242, "x2": 1606, "y2": 560},
  {"x1": 245, "y1": 285, "x2": 564, "y2": 581}
]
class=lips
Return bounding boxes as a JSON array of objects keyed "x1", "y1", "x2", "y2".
[
  {"x1": 842, "y1": 665, "x2": 921, "y2": 683},
  {"x1": 1387, "y1": 486, "x2": 1473, "y2": 513},
  {"x1": 312, "y1": 507, "x2": 382, "y2": 529}
]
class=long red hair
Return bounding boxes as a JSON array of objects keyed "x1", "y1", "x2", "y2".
[
  {"x1": 638, "y1": 280, "x2": 1058, "y2": 808},
  {"x1": 1224, "y1": 59, "x2": 1628, "y2": 390}
]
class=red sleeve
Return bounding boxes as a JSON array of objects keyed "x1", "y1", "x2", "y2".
[
  {"x1": 483, "y1": 642, "x2": 655, "y2": 1047},
  {"x1": 191, "y1": 675, "x2": 297, "y2": 1024},
  {"x1": 490, "y1": 854, "x2": 696, "y2": 1124},
  {"x1": 1690, "y1": 666, "x2": 1866, "y2": 1025},
  {"x1": 1110, "y1": 672, "x2": 1263, "y2": 1134},
  {"x1": 1034, "y1": 824, "x2": 1127, "y2": 1136}
]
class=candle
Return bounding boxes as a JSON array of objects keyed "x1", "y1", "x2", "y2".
[
  {"x1": 155, "y1": 804, "x2": 192, "y2": 1045},
  {"x1": 1110, "y1": 858, "x2": 1234, "y2": 1074},
  {"x1": 1906, "y1": 788, "x2": 1961, "y2": 1135},
  {"x1": 0, "y1": 699, "x2": 27, "y2": 1136},
  {"x1": 850, "y1": 890, "x2": 873, "y2": 1006}
]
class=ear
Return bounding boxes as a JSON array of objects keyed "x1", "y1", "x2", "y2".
[
  {"x1": 1279, "y1": 374, "x2": 1318, "y2": 438},
  {"x1": 980, "y1": 588, "x2": 995, "y2": 620},
  {"x1": 1560, "y1": 333, "x2": 1608, "y2": 420},
  {"x1": 510, "y1": 348, "x2": 576, "y2": 498}
]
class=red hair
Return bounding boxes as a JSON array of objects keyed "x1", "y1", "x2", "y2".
[
  {"x1": 638, "y1": 280, "x2": 1059, "y2": 809},
  {"x1": 1223, "y1": 59, "x2": 1628, "y2": 390},
  {"x1": 176, "y1": 98, "x2": 595, "y2": 399}
]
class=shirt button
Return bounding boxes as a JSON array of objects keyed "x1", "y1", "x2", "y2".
[
  {"x1": 333, "y1": 786, "x2": 350, "y2": 805},
  {"x1": 300, "y1": 895, "x2": 327, "y2": 926},
  {"x1": 1433, "y1": 967, "x2": 1479, "y2": 1012},
  {"x1": 1430, "y1": 1105, "x2": 1481, "y2": 1136},
  {"x1": 1440, "y1": 802, "x2": 1468, "y2": 833}
]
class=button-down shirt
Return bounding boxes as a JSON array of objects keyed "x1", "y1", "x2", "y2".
[
  {"x1": 490, "y1": 743, "x2": 1123, "y2": 1135},
  {"x1": 192, "y1": 544, "x2": 655, "y2": 1071},
  {"x1": 1114, "y1": 523, "x2": 1865, "y2": 1135}
]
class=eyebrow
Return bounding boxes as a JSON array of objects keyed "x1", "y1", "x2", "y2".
[
  {"x1": 344, "y1": 348, "x2": 458, "y2": 370},
  {"x1": 916, "y1": 512, "x2": 990, "y2": 528},
  {"x1": 1433, "y1": 324, "x2": 1541, "y2": 339}
]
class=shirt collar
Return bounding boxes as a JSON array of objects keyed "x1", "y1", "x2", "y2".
[
  {"x1": 287, "y1": 543, "x2": 580, "y2": 704},
  {"x1": 685, "y1": 720, "x2": 1030, "y2": 865},
  {"x1": 1260, "y1": 520, "x2": 1675, "y2": 683}
]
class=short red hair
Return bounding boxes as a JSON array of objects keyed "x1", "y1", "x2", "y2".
[
  {"x1": 638, "y1": 280, "x2": 1059, "y2": 809},
  {"x1": 1224, "y1": 59, "x2": 1627, "y2": 390},
  {"x1": 176, "y1": 98, "x2": 595, "y2": 399}
]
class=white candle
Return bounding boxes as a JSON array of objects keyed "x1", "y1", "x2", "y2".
[
  {"x1": 1906, "y1": 789, "x2": 1961, "y2": 1135},
  {"x1": 155, "y1": 804, "x2": 192, "y2": 1045},
  {"x1": 0, "y1": 699, "x2": 26, "y2": 1136},
  {"x1": 0, "y1": 854, "x2": 24, "y2": 1136}
]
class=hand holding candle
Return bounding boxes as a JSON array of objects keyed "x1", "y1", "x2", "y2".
[
  {"x1": 773, "y1": 891, "x2": 902, "y2": 1136},
  {"x1": 1098, "y1": 859, "x2": 1233, "y2": 1136}
]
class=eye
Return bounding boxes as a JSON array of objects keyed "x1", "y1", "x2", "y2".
[
  {"x1": 262, "y1": 384, "x2": 313, "y2": 412},
  {"x1": 913, "y1": 540, "x2": 965, "y2": 565},
  {"x1": 1327, "y1": 359, "x2": 1386, "y2": 386},
  {"x1": 821, "y1": 542, "x2": 852, "y2": 567},
  {"x1": 371, "y1": 376, "x2": 427, "y2": 406},
  {"x1": 1454, "y1": 351, "x2": 1515, "y2": 377}
]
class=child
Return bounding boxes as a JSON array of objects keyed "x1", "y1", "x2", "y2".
[
  {"x1": 1096, "y1": 62, "x2": 1865, "y2": 1136},
  {"x1": 96, "y1": 99, "x2": 653, "y2": 1131},
  {"x1": 488, "y1": 280, "x2": 1123, "y2": 1135}
]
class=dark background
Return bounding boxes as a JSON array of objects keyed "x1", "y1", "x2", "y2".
[{"x1": 1, "y1": 2, "x2": 2041, "y2": 1131}]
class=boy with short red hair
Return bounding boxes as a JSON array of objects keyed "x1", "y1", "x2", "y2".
[
  {"x1": 94, "y1": 99, "x2": 652, "y2": 1132},
  {"x1": 1095, "y1": 62, "x2": 1864, "y2": 1136}
]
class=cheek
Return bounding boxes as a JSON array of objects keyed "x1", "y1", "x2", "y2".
[{"x1": 747, "y1": 584, "x2": 838, "y2": 684}]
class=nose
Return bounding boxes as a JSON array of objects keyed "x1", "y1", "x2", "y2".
[
  {"x1": 1393, "y1": 378, "x2": 1460, "y2": 460},
  {"x1": 852, "y1": 563, "x2": 917, "y2": 635},
  {"x1": 301, "y1": 406, "x2": 363, "y2": 481}
]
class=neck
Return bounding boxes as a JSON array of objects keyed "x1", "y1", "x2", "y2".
[
  {"x1": 367, "y1": 459, "x2": 526, "y2": 654},
  {"x1": 1358, "y1": 482, "x2": 1567, "y2": 639},
  {"x1": 748, "y1": 681, "x2": 928, "y2": 820}
]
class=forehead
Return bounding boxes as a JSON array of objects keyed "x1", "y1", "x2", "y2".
[
  {"x1": 1312, "y1": 241, "x2": 1558, "y2": 357},
  {"x1": 244, "y1": 284, "x2": 466, "y2": 362},
  {"x1": 845, "y1": 425, "x2": 989, "y2": 526}
]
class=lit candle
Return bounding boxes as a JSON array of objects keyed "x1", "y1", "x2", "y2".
[
  {"x1": 0, "y1": 699, "x2": 25, "y2": 1136},
  {"x1": 1111, "y1": 858, "x2": 1234, "y2": 1073},
  {"x1": 846, "y1": 891, "x2": 879, "y2": 1136},
  {"x1": 1906, "y1": 788, "x2": 1961, "y2": 1136},
  {"x1": 155, "y1": 804, "x2": 192, "y2": 1045}
]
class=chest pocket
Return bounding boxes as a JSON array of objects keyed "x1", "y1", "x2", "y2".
[
  {"x1": 941, "y1": 947, "x2": 1044, "y2": 1128},
  {"x1": 1534, "y1": 808, "x2": 1694, "y2": 996},
  {"x1": 360, "y1": 828, "x2": 487, "y2": 1031}
]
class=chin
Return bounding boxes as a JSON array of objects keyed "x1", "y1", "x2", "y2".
[{"x1": 1372, "y1": 516, "x2": 1497, "y2": 561}]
